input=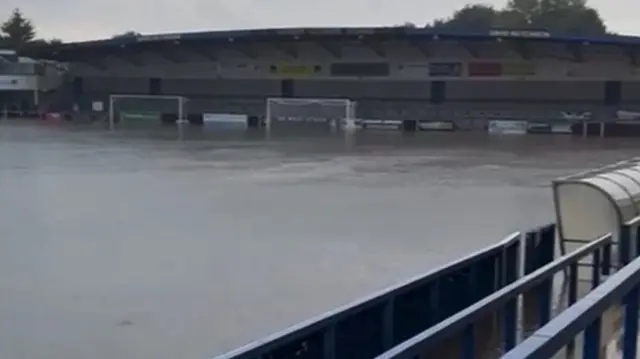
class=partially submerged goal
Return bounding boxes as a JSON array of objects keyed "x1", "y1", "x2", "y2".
[
  {"x1": 553, "y1": 158, "x2": 640, "y2": 261},
  {"x1": 108, "y1": 94, "x2": 187, "y2": 129},
  {"x1": 265, "y1": 97, "x2": 357, "y2": 129}
]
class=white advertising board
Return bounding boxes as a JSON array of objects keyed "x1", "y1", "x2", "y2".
[
  {"x1": 203, "y1": 113, "x2": 248, "y2": 128},
  {"x1": 418, "y1": 121, "x2": 455, "y2": 131},
  {"x1": 488, "y1": 120, "x2": 528, "y2": 135},
  {"x1": 0, "y1": 75, "x2": 38, "y2": 90},
  {"x1": 360, "y1": 119, "x2": 402, "y2": 130}
]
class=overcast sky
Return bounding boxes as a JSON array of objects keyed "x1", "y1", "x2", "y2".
[{"x1": 0, "y1": 0, "x2": 637, "y2": 42}]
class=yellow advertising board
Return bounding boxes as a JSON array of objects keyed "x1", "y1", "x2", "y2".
[
  {"x1": 501, "y1": 62, "x2": 536, "y2": 76},
  {"x1": 270, "y1": 64, "x2": 320, "y2": 77}
]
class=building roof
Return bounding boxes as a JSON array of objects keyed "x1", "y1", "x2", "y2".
[{"x1": 21, "y1": 26, "x2": 640, "y2": 60}]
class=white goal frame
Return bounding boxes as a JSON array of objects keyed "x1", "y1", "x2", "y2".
[
  {"x1": 108, "y1": 94, "x2": 187, "y2": 129},
  {"x1": 265, "y1": 97, "x2": 357, "y2": 128}
]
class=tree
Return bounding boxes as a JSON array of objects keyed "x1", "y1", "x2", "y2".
[
  {"x1": 28, "y1": 38, "x2": 64, "y2": 47},
  {"x1": 431, "y1": 4, "x2": 500, "y2": 31},
  {"x1": 112, "y1": 31, "x2": 140, "y2": 39},
  {"x1": 428, "y1": 0, "x2": 607, "y2": 36},
  {"x1": 1, "y1": 8, "x2": 36, "y2": 49}
]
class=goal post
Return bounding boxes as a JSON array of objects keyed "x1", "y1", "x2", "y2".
[
  {"x1": 265, "y1": 97, "x2": 357, "y2": 129},
  {"x1": 108, "y1": 94, "x2": 187, "y2": 129}
]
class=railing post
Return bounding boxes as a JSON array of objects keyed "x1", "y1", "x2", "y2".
[
  {"x1": 623, "y1": 286, "x2": 639, "y2": 359},
  {"x1": 635, "y1": 223, "x2": 640, "y2": 259},
  {"x1": 567, "y1": 262, "x2": 578, "y2": 354},
  {"x1": 603, "y1": 242, "x2": 612, "y2": 276},
  {"x1": 502, "y1": 298, "x2": 517, "y2": 352},
  {"x1": 538, "y1": 279, "x2": 551, "y2": 325},
  {"x1": 582, "y1": 317, "x2": 602, "y2": 359},
  {"x1": 592, "y1": 248, "x2": 601, "y2": 289},
  {"x1": 462, "y1": 324, "x2": 475, "y2": 359},
  {"x1": 620, "y1": 224, "x2": 632, "y2": 266}
]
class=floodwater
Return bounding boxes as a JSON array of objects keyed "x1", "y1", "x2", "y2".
[{"x1": 0, "y1": 120, "x2": 638, "y2": 359}]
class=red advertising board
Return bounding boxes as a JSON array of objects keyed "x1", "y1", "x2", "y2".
[{"x1": 468, "y1": 62, "x2": 502, "y2": 76}]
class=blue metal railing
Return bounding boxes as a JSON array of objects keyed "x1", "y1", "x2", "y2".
[
  {"x1": 501, "y1": 217, "x2": 640, "y2": 359},
  {"x1": 375, "y1": 229, "x2": 616, "y2": 358},
  {"x1": 214, "y1": 225, "x2": 556, "y2": 359},
  {"x1": 213, "y1": 226, "x2": 558, "y2": 359},
  {"x1": 501, "y1": 256, "x2": 640, "y2": 358}
]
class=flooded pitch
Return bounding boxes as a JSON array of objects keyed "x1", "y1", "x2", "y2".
[{"x1": 0, "y1": 121, "x2": 638, "y2": 359}]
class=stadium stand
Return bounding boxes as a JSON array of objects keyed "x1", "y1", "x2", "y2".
[
  {"x1": 17, "y1": 27, "x2": 640, "y2": 129},
  {"x1": 0, "y1": 49, "x2": 66, "y2": 118}
]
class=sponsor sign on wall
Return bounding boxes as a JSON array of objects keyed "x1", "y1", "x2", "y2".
[
  {"x1": 396, "y1": 63, "x2": 430, "y2": 77},
  {"x1": 0, "y1": 75, "x2": 37, "y2": 90},
  {"x1": 330, "y1": 62, "x2": 390, "y2": 77},
  {"x1": 468, "y1": 62, "x2": 502, "y2": 77},
  {"x1": 488, "y1": 29, "x2": 551, "y2": 38},
  {"x1": 502, "y1": 62, "x2": 536, "y2": 76},
  {"x1": 561, "y1": 111, "x2": 592, "y2": 120},
  {"x1": 428, "y1": 62, "x2": 462, "y2": 76},
  {"x1": 488, "y1": 120, "x2": 528, "y2": 134},
  {"x1": 616, "y1": 110, "x2": 640, "y2": 121},
  {"x1": 92, "y1": 101, "x2": 104, "y2": 112},
  {"x1": 269, "y1": 64, "x2": 321, "y2": 77}
]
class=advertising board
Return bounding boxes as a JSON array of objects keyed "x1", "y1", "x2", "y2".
[
  {"x1": 616, "y1": 110, "x2": 640, "y2": 121},
  {"x1": 551, "y1": 123, "x2": 573, "y2": 134},
  {"x1": 560, "y1": 111, "x2": 592, "y2": 121},
  {"x1": 360, "y1": 119, "x2": 402, "y2": 130},
  {"x1": 270, "y1": 64, "x2": 320, "y2": 77},
  {"x1": 468, "y1": 62, "x2": 502, "y2": 77},
  {"x1": 203, "y1": 113, "x2": 248, "y2": 128},
  {"x1": 428, "y1": 62, "x2": 462, "y2": 77},
  {"x1": 418, "y1": 121, "x2": 455, "y2": 131},
  {"x1": 488, "y1": 120, "x2": 528, "y2": 135},
  {"x1": 526, "y1": 122, "x2": 552, "y2": 134},
  {"x1": 0, "y1": 75, "x2": 37, "y2": 90}
]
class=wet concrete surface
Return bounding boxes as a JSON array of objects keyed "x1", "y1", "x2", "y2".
[{"x1": 1, "y1": 120, "x2": 639, "y2": 359}]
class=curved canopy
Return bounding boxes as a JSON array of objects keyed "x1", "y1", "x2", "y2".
[{"x1": 553, "y1": 158, "x2": 640, "y2": 244}]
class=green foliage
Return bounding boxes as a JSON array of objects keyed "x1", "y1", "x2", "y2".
[
  {"x1": 112, "y1": 31, "x2": 141, "y2": 39},
  {"x1": 0, "y1": 8, "x2": 63, "y2": 50},
  {"x1": 429, "y1": 0, "x2": 607, "y2": 35},
  {"x1": 1, "y1": 8, "x2": 36, "y2": 49}
]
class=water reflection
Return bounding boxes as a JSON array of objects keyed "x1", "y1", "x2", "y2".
[{"x1": 0, "y1": 120, "x2": 639, "y2": 359}]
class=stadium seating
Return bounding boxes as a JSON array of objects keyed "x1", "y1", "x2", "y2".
[{"x1": 28, "y1": 28, "x2": 640, "y2": 123}]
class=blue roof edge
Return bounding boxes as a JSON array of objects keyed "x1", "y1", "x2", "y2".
[{"x1": 40, "y1": 26, "x2": 640, "y2": 51}]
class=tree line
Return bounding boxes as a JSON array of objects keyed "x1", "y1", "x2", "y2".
[
  {"x1": 0, "y1": 8, "x2": 61, "y2": 50},
  {"x1": 1, "y1": 0, "x2": 609, "y2": 51},
  {"x1": 404, "y1": 0, "x2": 607, "y2": 36}
]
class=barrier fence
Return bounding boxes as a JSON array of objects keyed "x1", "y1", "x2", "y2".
[
  {"x1": 375, "y1": 217, "x2": 640, "y2": 359},
  {"x1": 213, "y1": 225, "x2": 556, "y2": 359},
  {"x1": 501, "y1": 216, "x2": 640, "y2": 359}
]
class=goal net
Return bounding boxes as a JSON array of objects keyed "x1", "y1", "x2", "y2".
[
  {"x1": 108, "y1": 94, "x2": 187, "y2": 129},
  {"x1": 265, "y1": 97, "x2": 357, "y2": 130}
]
